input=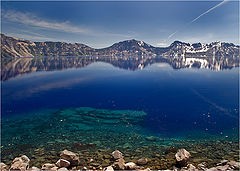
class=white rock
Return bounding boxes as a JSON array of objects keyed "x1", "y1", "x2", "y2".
[
  {"x1": 103, "y1": 166, "x2": 114, "y2": 171},
  {"x1": 137, "y1": 158, "x2": 148, "y2": 165},
  {"x1": 187, "y1": 163, "x2": 196, "y2": 170},
  {"x1": 175, "y1": 149, "x2": 191, "y2": 167},
  {"x1": 113, "y1": 158, "x2": 125, "y2": 170},
  {"x1": 112, "y1": 150, "x2": 123, "y2": 160},
  {"x1": 60, "y1": 150, "x2": 79, "y2": 166},
  {"x1": 10, "y1": 155, "x2": 30, "y2": 171},
  {"x1": 206, "y1": 167, "x2": 218, "y2": 171},
  {"x1": 228, "y1": 161, "x2": 240, "y2": 169},
  {"x1": 125, "y1": 162, "x2": 137, "y2": 170},
  {"x1": 56, "y1": 159, "x2": 70, "y2": 168},
  {"x1": 41, "y1": 163, "x2": 58, "y2": 170},
  {"x1": 0, "y1": 163, "x2": 7, "y2": 171},
  {"x1": 57, "y1": 167, "x2": 68, "y2": 171},
  {"x1": 216, "y1": 165, "x2": 230, "y2": 170},
  {"x1": 21, "y1": 155, "x2": 30, "y2": 163},
  {"x1": 27, "y1": 166, "x2": 41, "y2": 171}
]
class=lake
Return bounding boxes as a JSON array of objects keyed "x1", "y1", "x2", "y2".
[{"x1": 1, "y1": 56, "x2": 239, "y2": 169}]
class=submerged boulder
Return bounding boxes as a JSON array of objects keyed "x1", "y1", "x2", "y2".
[
  {"x1": 112, "y1": 150, "x2": 123, "y2": 160},
  {"x1": 137, "y1": 158, "x2": 148, "y2": 165},
  {"x1": 41, "y1": 163, "x2": 58, "y2": 170},
  {"x1": 10, "y1": 155, "x2": 30, "y2": 171},
  {"x1": 60, "y1": 150, "x2": 79, "y2": 166},
  {"x1": 216, "y1": 165, "x2": 230, "y2": 170},
  {"x1": 175, "y1": 149, "x2": 191, "y2": 167},
  {"x1": 27, "y1": 166, "x2": 41, "y2": 171},
  {"x1": 56, "y1": 159, "x2": 70, "y2": 168},
  {"x1": 57, "y1": 168, "x2": 68, "y2": 171},
  {"x1": 197, "y1": 162, "x2": 207, "y2": 170},
  {"x1": 113, "y1": 158, "x2": 125, "y2": 170},
  {"x1": 125, "y1": 162, "x2": 137, "y2": 170},
  {"x1": 187, "y1": 164, "x2": 196, "y2": 170},
  {"x1": 217, "y1": 159, "x2": 228, "y2": 166},
  {"x1": 206, "y1": 167, "x2": 218, "y2": 171},
  {"x1": 0, "y1": 163, "x2": 8, "y2": 171},
  {"x1": 103, "y1": 166, "x2": 114, "y2": 171},
  {"x1": 228, "y1": 161, "x2": 240, "y2": 169}
]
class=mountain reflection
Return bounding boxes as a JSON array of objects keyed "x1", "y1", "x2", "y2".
[{"x1": 1, "y1": 55, "x2": 239, "y2": 81}]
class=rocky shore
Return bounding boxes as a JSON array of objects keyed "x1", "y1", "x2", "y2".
[{"x1": 1, "y1": 148, "x2": 239, "y2": 171}]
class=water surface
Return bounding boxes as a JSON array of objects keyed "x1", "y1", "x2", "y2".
[{"x1": 1, "y1": 56, "x2": 239, "y2": 167}]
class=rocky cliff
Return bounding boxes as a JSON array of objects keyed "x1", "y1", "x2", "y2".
[{"x1": 1, "y1": 34, "x2": 239, "y2": 58}]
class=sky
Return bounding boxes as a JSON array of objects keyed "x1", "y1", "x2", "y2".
[{"x1": 1, "y1": 1, "x2": 239, "y2": 48}]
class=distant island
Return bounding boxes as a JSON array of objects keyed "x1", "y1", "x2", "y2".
[{"x1": 1, "y1": 34, "x2": 239, "y2": 59}]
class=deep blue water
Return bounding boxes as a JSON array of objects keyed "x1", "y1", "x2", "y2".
[{"x1": 2, "y1": 59, "x2": 239, "y2": 140}]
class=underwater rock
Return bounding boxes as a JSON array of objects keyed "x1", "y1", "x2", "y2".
[
  {"x1": 0, "y1": 163, "x2": 8, "y2": 171},
  {"x1": 187, "y1": 164, "x2": 196, "y2": 170},
  {"x1": 135, "y1": 166, "x2": 145, "y2": 170},
  {"x1": 41, "y1": 163, "x2": 58, "y2": 170},
  {"x1": 82, "y1": 167, "x2": 87, "y2": 170},
  {"x1": 20, "y1": 155, "x2": 30, "y2": 163},
  {"x1": 60, "y1": 150, "x2": 79, "y2": 166},
  {"x1": 137, "y1": 158, "x2": 148, "y2": 165},
  {"x1": 216, "y1": 165, "x2": 230, "y2": 170},
  {"x1": 103, "y1": 166, "x2": 114, "y2": 171},
  {"x1": 27, "y1": 166, "x2": 41, "y2": 171},
  {"x1": 227, "y1": 161, "x2": 240, "y2": 169},
  {"x1": 112, "y1": 150, "x2": 123, "y2": 160},
  {"x1": 56, "y1": 159, "x2": 70, "y2": 168},
  {"x1": 217, "y1": 159, "x2": 228, "y2": 166},
  {"x1": 206, "y1": 167, "x2": 218, "y2": 171},
  {"x1": 227, "y1": 161, "x2": 236, "y2": 166},
  {"x1": 175, "y1": 149, "x2": 191, "y2": 167},
  {"x1": 10, "y1": 155, "x2": 30, "y2": 171},
  {"x1": 113, "y1": 158, "x2": 125, "y2": 170},
  {"x1": 125, "y1": 162, "x2": 137, "y2": 170},
  {"x1": 197, "y1": 162, "x2": 207, "y2": 170},
  {"x1": 57, "y1": 167, "x2": 68, "y2": 171}
]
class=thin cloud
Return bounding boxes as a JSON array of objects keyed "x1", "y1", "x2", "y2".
[
  {"x1": 167, "y1": 30, "x2": 178, "y2": 39},
  {"x1": 2, "y1": 10, "x2": 89, "y2": 34},
  {"x1": 191, "y1": 0, "x2": 229, "y2": 23},
  {"x1": 7, "y1": 33, "x2": 62, "y2": 42},
  {"x1": 166, "y1": 0, "x2": 229, "y2": 40},
  {"x1": 2, "y1": 10, "x2": 133, "y2": 41}
]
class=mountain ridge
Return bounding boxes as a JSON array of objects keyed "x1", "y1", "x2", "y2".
[{"x1": 1, "y1": 34, "x2": 239, "y2": 58}]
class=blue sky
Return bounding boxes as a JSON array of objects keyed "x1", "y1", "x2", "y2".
[{"x1": 1, "y1": 1, "x2": 239, "y2": 48}]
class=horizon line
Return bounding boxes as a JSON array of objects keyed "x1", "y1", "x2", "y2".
[{"x1": 2, "y1": 33, "x2": 239, "y2": 49}]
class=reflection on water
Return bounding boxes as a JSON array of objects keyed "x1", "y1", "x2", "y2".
[{"x1": 1, "y1": 55, "x2": 239, "y2": 81}]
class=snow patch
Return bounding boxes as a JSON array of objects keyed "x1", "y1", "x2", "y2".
[
  {"x1": 185, "y1": 57, "x2": 209, "y2": 68},
  {"x1": 138, "y1": 41, "x2": 144, "y2": 46}
]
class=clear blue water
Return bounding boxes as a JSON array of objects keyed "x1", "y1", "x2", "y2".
[{"x1": 1, "y1": 57, "x2": 239, "y2": 166}]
